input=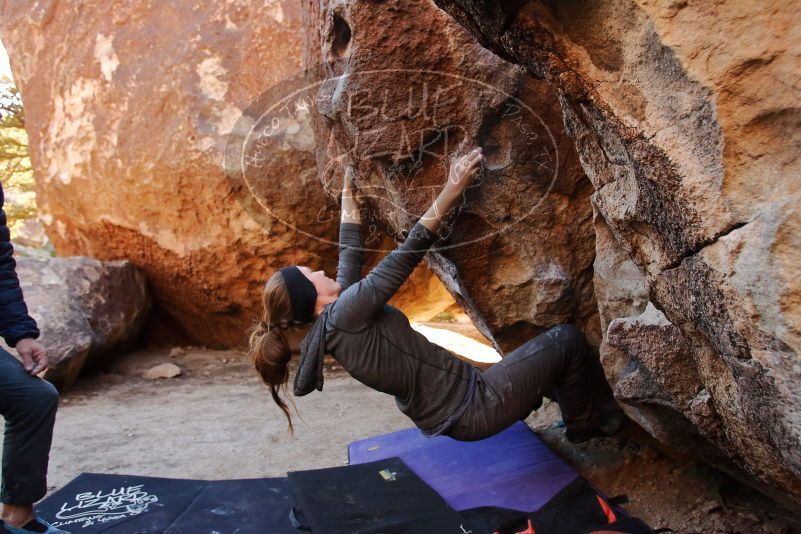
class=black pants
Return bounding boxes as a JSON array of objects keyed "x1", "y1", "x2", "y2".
[
  {"x1": 0, "y1": 348, "x2": 59, "y2": 504},
  {"x1": 446, "y1": 324, "x2": 617, "y2": 441}
]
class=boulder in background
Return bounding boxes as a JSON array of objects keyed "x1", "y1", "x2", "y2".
[{"x1": 13, "y1": 256, "x2": 150, "y2": 390}]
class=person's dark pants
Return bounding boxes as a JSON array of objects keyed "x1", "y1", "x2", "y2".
[
  {"x1": 0, "y1": 348, "x2": 58, "y2": 504},
  {"x1": 446, "y1": 324, "x2": 617, "y2": 441}
]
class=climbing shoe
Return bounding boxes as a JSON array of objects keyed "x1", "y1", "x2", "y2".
[
  {"x1": 597, "y1": 407, "x2": 626, "y2": 437},
  {"x1": 564, "y1": 408, "x2": 627, "y2": 444},
  {"x1": 564, "y1": 424, "x2": 607, "y2": 444}
]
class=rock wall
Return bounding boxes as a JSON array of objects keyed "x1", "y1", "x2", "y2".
[
  {"x1": 432, "y1": 0, "x2": 801, "y2": 506},
  {"x1": 0, "y1": 0, "x2": 452, "y2": 346},
  {"x1": 301, "y1": 0, "x2": 597, "y2": 353}
]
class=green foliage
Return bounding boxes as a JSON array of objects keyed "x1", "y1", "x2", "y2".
[{"x1": 0, "y1": 77, "x2": 37, "y2": 228}]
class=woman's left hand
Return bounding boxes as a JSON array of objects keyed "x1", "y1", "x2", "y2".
[{"x1": 341, "y1": 165, "x2": 361, "y2": 223}]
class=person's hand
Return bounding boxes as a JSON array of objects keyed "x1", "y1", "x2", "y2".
[
  {"x1": 443, "y1": 147, "x2": 483, "y2": 202},
  {"x1": 16, "y1": 338, "x2": 48, "y2": 376}
]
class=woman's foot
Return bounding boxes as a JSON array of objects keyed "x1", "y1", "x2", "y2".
[
  {"x1": 597, "y1": 407, "x2": 626, "y2": 436},
  {"x1": 564, "y1": 421, "x2": 608, "y2": 443},
  {"x1": 564, "y1": 408, "x2": 626, "y2": 443}
]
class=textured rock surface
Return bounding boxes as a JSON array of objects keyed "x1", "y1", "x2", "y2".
[
  {"x1": 301, "y1": 0, "x2": 597, "y2": 353},
  {"x1": 0, "y1": 0, "x2": 450, "y2": 345},
  {"x1": 12, "y1": 257, "x2": 150, "y2": 390},
  {"x1": 433, "y1": 0, "x2": 801, "y2": 505}
]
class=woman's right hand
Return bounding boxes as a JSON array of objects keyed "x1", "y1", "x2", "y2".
[{"x1": 443, "y1": 147, "x2": 483, "y2": 202}]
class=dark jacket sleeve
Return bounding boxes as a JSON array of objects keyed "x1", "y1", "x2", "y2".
[
  {"x1": 0, "y1": 185, "x2": 40, "y2": 347},
  {"x1": 336, "y1": 222, "x2": 364, "y2": 292},
  {"x1": 328, "y1": 219, "x2": 439, "y2": 332}
]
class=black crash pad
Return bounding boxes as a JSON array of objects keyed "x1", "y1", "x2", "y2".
[{"x1": 36, "y1": 473, "x2": 297, "y2": 533}]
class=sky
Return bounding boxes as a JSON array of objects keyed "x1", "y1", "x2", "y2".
[{"x1": 0, "y1": 39, "x2": 13, "y2": 80}]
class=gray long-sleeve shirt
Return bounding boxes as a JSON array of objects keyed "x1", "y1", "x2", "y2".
[{"x1": 323, "y1": 220, "x2": 478, "y2": 436}]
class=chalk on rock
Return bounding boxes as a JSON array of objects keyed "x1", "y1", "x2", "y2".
[{"x1": 143, "y1": 363, "x2": 182, "y2": 380}]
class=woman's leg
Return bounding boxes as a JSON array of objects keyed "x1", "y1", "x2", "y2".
[{"x1": 447, "y1": 324, "x2": 600, "y2": 441}]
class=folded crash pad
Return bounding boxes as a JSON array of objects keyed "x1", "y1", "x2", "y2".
[
  {"x1": 348, "y1": 420, "x2": 579, "y2": 512},
  {"x1": 287, "y1": 456, "x2": 471, "y2": 534}
]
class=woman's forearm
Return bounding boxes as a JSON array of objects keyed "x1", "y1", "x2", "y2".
[
  {"x1": 419, "y1": 147, "x2": 483, "y2": 235},
  {"x1": 341, "y1": 177, "x2": 361, "y2": 224},
  {"x1": 341, "y1": 197, "x2": 361, "y2": 224},
  {"x1": 419, "y1": 190, "x2": 459, "y2": 235}
]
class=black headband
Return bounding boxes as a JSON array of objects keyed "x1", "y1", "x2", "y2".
[{"x1": 278, "y1": 266, "x2": 318, "y2": 324}]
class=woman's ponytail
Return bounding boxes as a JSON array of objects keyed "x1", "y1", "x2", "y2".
[{"x1": 248, "y1": 274, "x2": 297, "y2": 434}]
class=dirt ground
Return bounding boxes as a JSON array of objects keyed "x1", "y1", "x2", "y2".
[{"x1": 10, "y1": 343, "x2": 801, "y2": 534}]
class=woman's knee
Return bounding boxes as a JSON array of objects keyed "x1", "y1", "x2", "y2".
[
  {"x1": 547, "y1": 324, "x2": 585, "y2": 349},
  {"x1": 547, "y1": 324, "x2": 591, "y2": 370}
]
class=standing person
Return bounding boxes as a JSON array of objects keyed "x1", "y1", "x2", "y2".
[
  {"x1": 0, "y1": 184, "x2": 67, "y2": 534},
  {"x1": 248, "y1": 148, "x2": 624, "y2": 443}
]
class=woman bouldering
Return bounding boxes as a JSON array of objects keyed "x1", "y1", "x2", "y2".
[{"x1": 248, "y1": 147, "x2": 624, "y2": 443}]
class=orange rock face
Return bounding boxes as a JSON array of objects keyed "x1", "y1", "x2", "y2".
[
  {"x1": 0, "y1": 1, "x2": 452, "y2": 346},
  {"x1": 0, "y1": 1, "x2": 327, "y2": 345}
]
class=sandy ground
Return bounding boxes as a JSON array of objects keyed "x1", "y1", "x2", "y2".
[{"x1": 5, "y1": 342, "x2": 800, "y2": 534}]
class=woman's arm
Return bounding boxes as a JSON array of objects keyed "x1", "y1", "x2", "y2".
[
  {"x1": 340, "y1": 166, "x2": 361, "y2": 224},
  {"x1": 336, "y1": 166, "x2": 364, "y2": 292},
  {"x1": 327, "y1": 149, "x2": 483, "y2": 331},
  {"x1": 419, "y1": 146, "x2": 483, "y2": 235}
]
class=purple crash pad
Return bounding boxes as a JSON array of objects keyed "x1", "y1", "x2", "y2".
[{"x1": 348, "y1": 421, "x2": 579, "y2": 513}]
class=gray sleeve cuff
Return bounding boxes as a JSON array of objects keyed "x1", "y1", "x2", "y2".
[{"x1": 404, "y1": 220, "x2": 440, "y2": 247}]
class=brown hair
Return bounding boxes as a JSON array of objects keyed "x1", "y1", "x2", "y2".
[{"x1": 247, "y1": 271, "x2": 297, "y2": 434}]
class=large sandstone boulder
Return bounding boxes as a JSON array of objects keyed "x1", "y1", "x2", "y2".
[
  {"x1": 14, "y1": 257, "x2": 150, "y2": 390},
  {"x1": 0, "y1": 0, "x2": 451, "y2": 345},
  {"x1": 433, "y1": 0, "x2": 801, "y2": 506},
  {"x1": 300, "y1": 0, "x2": 597, "y2": 353}
]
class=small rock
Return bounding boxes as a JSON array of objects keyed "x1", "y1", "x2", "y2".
[
  {"x1": 762, "y1": 519, "x2": 789, "y2": 534},
  {"x1": 142, "y1": 363, "x2": 182, "y2": 380},
  {"x1": 169, "y1": 347, "x2": 185, "y2": 358}
]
